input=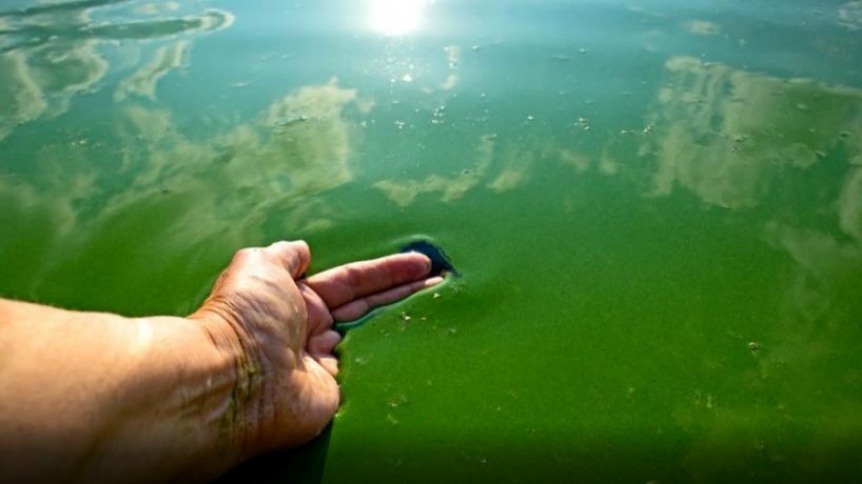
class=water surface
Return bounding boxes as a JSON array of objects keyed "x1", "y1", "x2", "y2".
[{"x1": 2, "y1": 0, "x2": 862, "y2": 481}]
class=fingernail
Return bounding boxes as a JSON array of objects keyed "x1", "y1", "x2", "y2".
[
  {"x1": 425, "y1": 275, "x2": 445, "y2": 287},
  {"x1": 421, "y1": 254, "x2": 434, "y2": 273}
]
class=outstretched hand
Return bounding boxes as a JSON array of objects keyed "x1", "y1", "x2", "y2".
[{"x1": 190, "y1": 241, "x2": 442, "y2": 458}]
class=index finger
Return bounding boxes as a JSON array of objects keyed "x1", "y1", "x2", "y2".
[{"x1": 303, "y1": 252, "x2": 433, "y2": 309}]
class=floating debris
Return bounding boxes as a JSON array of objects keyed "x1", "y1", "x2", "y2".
[
  {"x1": 431, "y1": 106, "x2": 446, "y2": 125},
  {"x1": 273, "y1": 115, "x2": 307, "y2": 127}
]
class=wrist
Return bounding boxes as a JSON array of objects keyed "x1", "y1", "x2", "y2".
[
  {"x1": 107, "y1": 315, "x2": 249, "y2": 482},
  {"x1": 187, "y1": 307, "x2": 266, "y2": 462}
]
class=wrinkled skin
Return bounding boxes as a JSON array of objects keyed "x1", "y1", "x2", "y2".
[{"x1": 190, "y1": 240, "x2": 442, "y2": 457}]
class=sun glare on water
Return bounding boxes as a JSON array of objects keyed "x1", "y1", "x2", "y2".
[{"x1": 369, "y1": 0, "x2": 426, "y2": 36}]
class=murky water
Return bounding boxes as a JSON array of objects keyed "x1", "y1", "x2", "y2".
[{"x1": 2, "y1": 0, "x2": 862, "y2": 481}]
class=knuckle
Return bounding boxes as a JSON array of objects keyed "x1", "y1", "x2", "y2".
[
  {"x1": 267, "y1": 240, "x2": 292, "y2": 251},
  {"x1": 232, "y1": 247, "x2": 258, "y2": 263},
  {"x1": 265, "y1": 240, "x2": 299, "y2": 259}
]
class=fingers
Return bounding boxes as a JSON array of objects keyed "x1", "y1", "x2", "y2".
[
  {"x1": 315, "y1": 355, "x2": 339, "y2": 377},
  {"x1": 309, "y1": 330, "x2": 341, "y2": 376},
  {"x1": 308, "y1": 329, "x2": 341, "y2": 356},
  {"x1": 263, "y1": 240, "x2": 311, "y2": 279},
  {"x1": 331, "y1": 276, "x2": 443, "y2": 322},
  {"x1": 304, "y1": 252, "x2": 433, "y2": 310},
  {"x1": 299, "y1": 284, "x2": 333, "y2": 336}
]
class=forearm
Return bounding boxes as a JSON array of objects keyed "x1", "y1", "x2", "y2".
[{"x1": 0, "y1": 298, "x2": 244, "y2": 483}]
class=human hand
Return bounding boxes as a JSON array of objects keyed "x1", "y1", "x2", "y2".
[{"x1": 190, "y1": 241, "x2": 441, "y2": 459}]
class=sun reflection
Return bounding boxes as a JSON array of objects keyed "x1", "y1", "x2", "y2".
[{"x1": 369, "y1": 0, "x2": 425, "y2": 36}]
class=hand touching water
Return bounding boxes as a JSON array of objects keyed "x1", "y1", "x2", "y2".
[
  {"x1": 0, "y1": 240, "x2": 442, "y2": 483},
  {"x1": 190, "y1": 241, "x2": 442, "y2": 458}
]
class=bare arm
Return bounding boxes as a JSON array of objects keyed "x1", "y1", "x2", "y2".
[
  {"x1": 0, "y1": 301, "x2": 238, "y2": 482},
  {"x1": 0, "y1": 240, "x2": 441, "y2": 483}
]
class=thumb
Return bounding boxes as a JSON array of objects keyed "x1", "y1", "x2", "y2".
[{"x1": 265, "y1": 240, "x2": 311, "y2": 279}]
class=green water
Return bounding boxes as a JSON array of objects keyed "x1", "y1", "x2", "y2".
[{"x1": 2, "y1": 0, "x2": 862, "y2": 481}]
